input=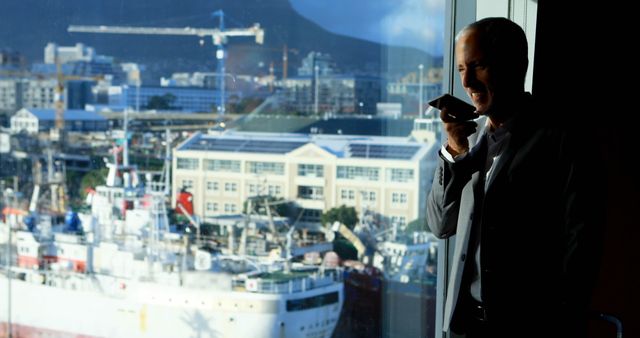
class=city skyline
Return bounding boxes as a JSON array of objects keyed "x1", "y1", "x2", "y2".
[{"x1": 0, "y1": 0, "x2": 442, "y2": 82}]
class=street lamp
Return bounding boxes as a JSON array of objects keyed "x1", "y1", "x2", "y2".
[
  {"x1": 418, "y1": 64, "x2": 424, "y2": 118},
  {"x1": 314, "y1": 65, "x2": 319, "y2": 114},
  {"x1": 212, "y1": 73, "x2": 235, "y2": 122},
  {"x1": 131, "y1": 68, "x2": 141, "y2": 112},
  {"x1": 3, "y1": 187, "x2": 14, "y2": 338},
  {"x1": 216, "y1": 48, "x2": 226, "y2": 115}
]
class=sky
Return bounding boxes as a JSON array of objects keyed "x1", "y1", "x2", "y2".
[{"x1": 288, "y1": 0, "x2": 445, "y2": 56}]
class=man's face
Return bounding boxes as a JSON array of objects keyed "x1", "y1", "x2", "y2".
[{"x1": 455, "y1": 29, "x2": 495, "y2": 115}]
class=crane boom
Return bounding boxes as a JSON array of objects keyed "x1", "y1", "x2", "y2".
[
  {"x1": 54, "y1": 57, "x2": 65, "y2": 133},
  {"x1": 68, "y1": 24, "x2": 264, "y2": 44},
  {"x1": 331, "y1": 221, "x2": 366, "y2": 260},
  {"x1": 51, "y1": 56, "x2": 104, "y2": 143},
  {"x1": 68, "y1": 11, "x2": 264, "y2": 117}
]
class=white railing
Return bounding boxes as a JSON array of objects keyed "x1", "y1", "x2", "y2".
[{"x1": 241, "y1": 268, "x2": 343, "y2": 294}]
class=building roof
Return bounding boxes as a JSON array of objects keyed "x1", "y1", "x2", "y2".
[
  {"x1": 347, "y1": 143, "x2": 420, "y2": 160},
  {"x1": 182, "y1": 137, "x2": 307, "y2": 154},
  {"x1": 26, "y1": 109, "x2": 107, "y2": 121},
  {"x1": 177, "y1": 130, "x2": 434, "y2": 161},
  {"x1": 285, "y1": 74, "x2": 384, "y2": 80},
  {"x1": 237, "y1": 116, "x2": 415, "y2": 137}
]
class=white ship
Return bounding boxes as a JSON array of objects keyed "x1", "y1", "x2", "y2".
[{"x1": 0, "y1": 144, "x2": 343, "y2": 338}]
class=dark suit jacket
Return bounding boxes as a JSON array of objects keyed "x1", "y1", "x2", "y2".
[{"x1": 427, "y1": 94, "x2": 602, "y2": 337}]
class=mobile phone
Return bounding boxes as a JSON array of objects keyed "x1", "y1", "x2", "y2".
[{"x1": 428, "y1": 94, "x2": 478, "y2": 121}]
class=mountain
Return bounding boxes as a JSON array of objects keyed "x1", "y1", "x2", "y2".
[{"x1": 0, "y1": 0, "x2": 441, "y2": 83}]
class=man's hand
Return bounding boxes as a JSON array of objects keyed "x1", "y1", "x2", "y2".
[{"x1": 440, "y1": 107, "x2": 477, "y2": 157}]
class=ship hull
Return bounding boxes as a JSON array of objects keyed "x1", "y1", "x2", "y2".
[{"x1": 0, "y1": 275, "x2": 343, "y2": 338}]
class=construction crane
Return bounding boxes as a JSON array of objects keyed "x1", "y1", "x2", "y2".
[
  {"x1": 34, "y1": 58, "x2": 103, "y2": 214},
  {"x1": 68, "y1": 9, "x2": 265, "y2": 116},
  {"x1": 266, "y1": 45, "x2": 299, "y2": 91},
  {"x1": 50, "y1": 56, "x2": 105, "y2": 143},
  {"x1": 0, "y1": 62, "x2": 101, "y2": 143},
  {"x1": 51, "y1": 57, "x2": 64, "y2": 142}
]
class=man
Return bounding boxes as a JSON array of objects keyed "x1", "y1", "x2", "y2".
[{"x1": 427, "y1": 17, "x2": 602, "y2": 337}]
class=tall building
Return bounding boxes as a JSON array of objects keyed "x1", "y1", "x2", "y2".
[
  {"x1": 0, "y1": 49, "x2": 26, "y2": 69},
  {"x1": 172, "y1": 130, "x2": 438, "y2": 227},
  {"x1": 278, "y1": 75, "x2": 384, "y2": 115},
  {"x1": 66, "y1": 80, "x2": 96, "y2": 109},
  {"x1": 0, "y1": 77, "x2": 98, "y2": 112},
  {"x1": 160, "y1": 72, "x2": 220, "y2": 88},
  {"x1": 0, "y1": 78, "x2": 57, "y2": 111},
  {"x1": 120, "y1": 85, "x2": 229, "y2": 112},
  {"x1": 44, "y1": 43, "x2": 95, "y2": 64},
  {"x1": 297, "y1": 52, "x2": 336, "y2": 76}
]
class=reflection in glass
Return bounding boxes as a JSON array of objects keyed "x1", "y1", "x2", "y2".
[{"x1": 0, "y1": 1, "x2": 444, "y2": 337}]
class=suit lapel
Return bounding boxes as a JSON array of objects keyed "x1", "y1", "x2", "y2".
[
  {"x1": 443, "y1": 169, "x2": 482, "y2": 332},
  {"x1": 484, "y1": 99, "x2": 536, "y2": 191},
  {"x1": 485, "y1": 135, "x2": 516, "y2": 189},
  {"x1": 443, "y1": 132, "x2": 487, "y2": 332}
]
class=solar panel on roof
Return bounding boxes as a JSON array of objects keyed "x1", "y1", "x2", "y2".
[
  {"x1": 182, "y1": 136, "x2": 305, "y2": 154},
  {"x1": 348, "y1": 144, "x2": 419, "y2": 160}
]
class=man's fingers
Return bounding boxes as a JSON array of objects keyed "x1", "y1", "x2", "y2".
[
  {"x1": 444, "y1": 121, "x2": 477, "y2": 136},
  {"x1": 440, "y1": 108, "x2": 456, "y2": 123},
  {"x1": 440, "y1": 107, "x2": 477, "y2": 123},
  {"x1": 463, "y1": 123, "x2": 477, "y2": 136}
]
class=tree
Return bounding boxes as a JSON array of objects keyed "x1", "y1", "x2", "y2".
[
  {"x1": 333, "y1": 237, "x2": 358, "y2": 261},
  {"x1": 64, "y1": 170, "x2": 84, "y2": 208},
  {"x1": 227, "y1": 97, "x2": 265, "y2": 114},
  {"x1": 145, "y1": 93, "x2": 177, "y2": 110},
  {"x1": 406, "y1": 217, "x2": 429, "y2": 233},
  {"x1": 79, "y1": 168, "x2": 108, "y2": 199},
  {"x1": 321, "y1": 205, "x2": 358, "y2": 230}
]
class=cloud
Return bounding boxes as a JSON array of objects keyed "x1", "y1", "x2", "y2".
[
  {"x1": 380, "y1": 0, "x2": 445, "y2": 54},
  {"x1": 288, "y1": 0, "x2": 444, "y2": 55}
]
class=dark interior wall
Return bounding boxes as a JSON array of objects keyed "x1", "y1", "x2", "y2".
[{"x1": 534, "y1": 1, "x2": 637, "y2": 337}]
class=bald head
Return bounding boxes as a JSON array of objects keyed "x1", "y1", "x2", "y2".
[
  {"x1": 458, "y1": 17, "x2": 529, "y2": 87},
  {"x1": 455, "y1": 18, "x2": 529, "y2": 116}
]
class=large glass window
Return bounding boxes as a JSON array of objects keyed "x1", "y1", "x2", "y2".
[
  {"x1": 297, "y1": 185, "x2": 324, "y2": 200},
  {"x1": 297, "y1": 163, "x2": 324, "y2": 178},
  {"x1": 0, "y1": 1, "x2": 445, "y2": 338},
  {"x1": 204, "y1": 159, "x2": 241, "y2": 172},
  {"x1": 247, "y1": 161, "x2": 285, "y2": 175},
  {"x1": 176, "y1": 157, "x2": 199, "y2": 170},
  {"x1": 336, "y1": 166, "x2": 380, "y2": 181},
  {"x1": 387, "y1": 168, "x2": 415, "y2": 183}
]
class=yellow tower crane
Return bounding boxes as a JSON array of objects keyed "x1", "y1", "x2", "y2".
[{"x1": 50, "y1": 56, "x2": 104, "y2": 143}]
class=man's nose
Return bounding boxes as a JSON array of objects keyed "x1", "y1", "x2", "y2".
[{"x1": 461, "y1": 71, "x2": 474, "y2": 88}]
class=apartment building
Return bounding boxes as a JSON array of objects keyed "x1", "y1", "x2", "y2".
[{"x1": 0, "y1": 78, "x2": 58, "y2": 111}]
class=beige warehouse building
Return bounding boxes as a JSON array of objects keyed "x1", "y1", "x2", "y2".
[{"x1": 172, "y1": 129, "x2": 438, "y2": 228}]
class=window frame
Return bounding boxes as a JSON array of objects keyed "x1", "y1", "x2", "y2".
[{"x1": 439, "y1": 2, "x2": 538, "y2": 337}]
